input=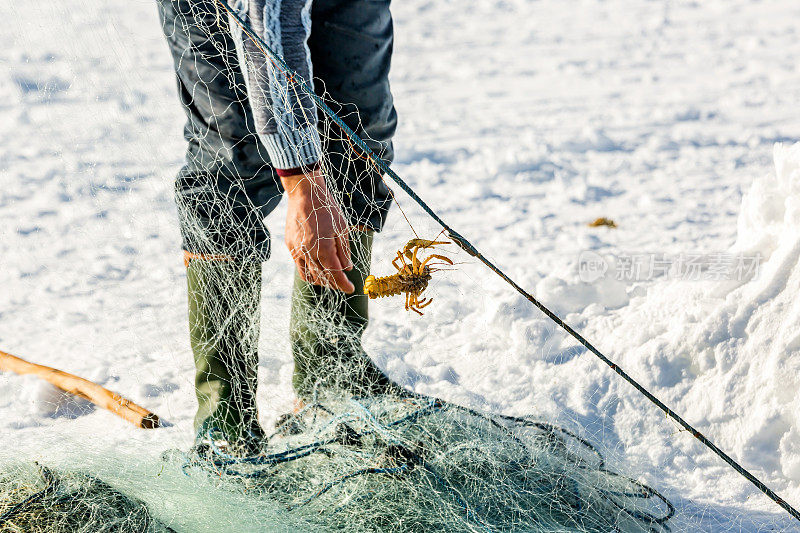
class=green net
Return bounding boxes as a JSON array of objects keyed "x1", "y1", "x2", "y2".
[
  {"x1": 174, "y1": 394, "x2": 674, "y2": 532},
  {"x1": 0, "y1": 463, "x2": 173, "y2": 533},
  {"x1": 0, "y1": 396, "x2": 674, "y2": 532}
]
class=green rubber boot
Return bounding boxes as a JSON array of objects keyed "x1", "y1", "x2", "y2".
[
  {"x1": 290, "y1": 231, "x2": 410, "y2": 401},
  {"x1": 186, "y1": 256, "x2": 266, "y2": 446}
]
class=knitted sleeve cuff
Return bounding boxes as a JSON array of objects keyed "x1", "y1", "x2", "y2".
[
  {"x1": 262, "y1": 124, "x2": 322, "y2": 171},
  {"x1": 275, "y1": 161, "x2": 322, "y2": 178}
]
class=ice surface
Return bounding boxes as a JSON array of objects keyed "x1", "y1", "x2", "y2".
[{"x1": 2, "y1": 0, "x2": 800, "y2": 531}]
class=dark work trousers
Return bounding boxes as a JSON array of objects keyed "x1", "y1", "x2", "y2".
[{"x1": 157, "y1": 0, "x2": 404, "y2": 438}]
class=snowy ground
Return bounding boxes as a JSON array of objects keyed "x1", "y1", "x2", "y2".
[{"x1": 2, "y1": 0, "x2": 800, "y2": 530}]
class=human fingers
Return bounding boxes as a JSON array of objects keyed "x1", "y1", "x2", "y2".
[
  {"x1": 317, "y1": 241, "x2": 355, "y2": 294},
  {"x1": 300, "y1": 247, "x2": 334, "y2": 290},
  {"x1": 294, "y1": 255, "x2": 311, "y2": 283},
  {"x1": 335, "y1": 230, "x2": 353, "y2": 271}
]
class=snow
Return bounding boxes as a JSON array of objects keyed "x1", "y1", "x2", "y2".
[{"x1": 2, "y1": 0, "x2": 800, "y2": 530}]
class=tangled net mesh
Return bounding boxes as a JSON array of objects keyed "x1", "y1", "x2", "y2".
[
  {"x1": 0, "y1": 463, "x2": 173, "y2": 533},
  {"x1": 172, "y1": 394, "x2": 674, "y2": 532},
  {"x1": 0, "y1": 398, "x2": 674, "y2": 533}
]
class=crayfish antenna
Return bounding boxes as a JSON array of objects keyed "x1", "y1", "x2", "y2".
[{"x1": 403, "y1": 239, "x2": 451, "y2": 258}]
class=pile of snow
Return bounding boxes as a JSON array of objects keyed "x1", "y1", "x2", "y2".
[
  {"x1": 613, "y1": 143, "x2": 800, "y2": 477},
  {"x1": 574, "y1": 143, "x2": 800, "y2": 509}
]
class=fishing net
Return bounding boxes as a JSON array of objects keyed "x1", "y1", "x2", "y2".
[
  {"x1": 171, "y1": 394, "x2": 674, "y2": 532},
  {"x1": 3, "y1": 0, "x2": 800, "y2": 531},
  {"x1": 0, "y1": 0, "x2": 719, "y2": 531},
  {"x1": 0, "y1": 463, "x2": 173, "y2": 533},
  {"x1": 151, "y1": 8, "x2": 677, "y2": 530}
]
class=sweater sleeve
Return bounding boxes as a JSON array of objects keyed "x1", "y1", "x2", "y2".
[{"x1": 236, "y1": 0, "x2": 321, "y2": 171}]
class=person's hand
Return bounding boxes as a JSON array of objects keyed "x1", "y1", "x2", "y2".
[{"x1": 281, "y1": 169, "x2": 354, "y2": 294}]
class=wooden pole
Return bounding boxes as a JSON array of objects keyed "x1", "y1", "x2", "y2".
[{"x1": 0, "y1": 349, "x2": 161, "y2": 429}]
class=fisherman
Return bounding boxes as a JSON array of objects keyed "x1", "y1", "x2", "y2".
[{"x1": 157, "y1": 0, "x2": 408, "y2": 454}]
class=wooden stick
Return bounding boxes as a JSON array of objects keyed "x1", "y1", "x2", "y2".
[{"x1": 0, "y1": 349, "x2": 161, "y2": 429}]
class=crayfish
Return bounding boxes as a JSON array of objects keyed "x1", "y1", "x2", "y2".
[{"x1": 364, "y1": 239, "x2": 453, "y2": 315}]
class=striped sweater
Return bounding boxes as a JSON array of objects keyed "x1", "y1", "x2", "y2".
[{"x1": 230, "y1": 0, "x2": 321, "y2": 175}]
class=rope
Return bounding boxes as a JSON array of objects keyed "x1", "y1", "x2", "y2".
[
  {"x1": 286, "y1": 465, "x2": 409, "y2": 511},
  {"x1": 213, "y1": 0, "x2": 800, "y2": 522}
]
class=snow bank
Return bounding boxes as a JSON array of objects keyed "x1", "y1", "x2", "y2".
[{"x1": 607, "y1": 143, "x2": 800, "y2": 489}]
